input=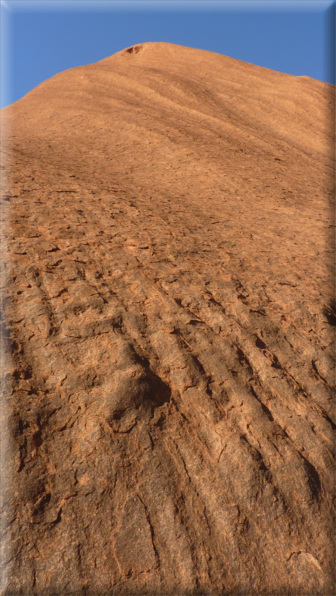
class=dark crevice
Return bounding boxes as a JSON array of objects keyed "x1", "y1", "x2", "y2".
[
  {"x1": 255, "y1": 337, "x2": 267, "y2": 350},
  {"x1": 300, "y1": 455, "x2": 322, "y2": 502},
  {"x1": 312, "y1": 360, "x2": 328, "y2": 384},
  {"x1": 322, "y1": 299, "x2": 336, "y2": 326},
  {"x1": 236, "y1": 345, "x2": 253, "y2": 371},
  {"x1": 133, "y1": 351, "x2": 171, "y2": 407},
  {"x1": 250, "y1": 385, "x2": 274, "y2": 422},
  {"x1": 50, "y1": 507, "x2": 62, "y2": 527},
  {"x1": 125, "y1": 45, "x2": 143, "y2": 55}
]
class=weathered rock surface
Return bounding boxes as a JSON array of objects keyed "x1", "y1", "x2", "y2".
[{"x1": 0, "y1": 42, "x2": 335, "y2": 595}]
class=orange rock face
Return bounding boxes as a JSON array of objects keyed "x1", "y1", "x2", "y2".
[{"x1": 0, "y1": 42, "x2": 335, "y2": 595}]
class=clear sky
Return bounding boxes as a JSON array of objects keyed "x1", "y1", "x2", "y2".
[{"x1": 0, "y1": 1, "x2": 334, "y2": 109}]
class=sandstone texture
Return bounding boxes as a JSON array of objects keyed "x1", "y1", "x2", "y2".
[{"x1": 0, "y1": 42, "x2": 335, "y2": 595}]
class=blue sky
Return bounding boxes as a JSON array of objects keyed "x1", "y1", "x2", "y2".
[{"x1": 0, "y1": 1, "x2": 334, "y2": 108}]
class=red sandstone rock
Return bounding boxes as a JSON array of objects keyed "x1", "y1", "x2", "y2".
[{"x1": 0, "y1": 42, "x2": 335, "y2": 595}]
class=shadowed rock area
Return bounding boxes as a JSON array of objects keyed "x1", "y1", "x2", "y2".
[{"x1": 0, "y1": 42, "x2": 335, "y2": 595}]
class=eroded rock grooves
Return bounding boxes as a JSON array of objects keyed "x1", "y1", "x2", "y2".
[{"x1": 0, "y1": 42, "x2": 335, "y2": 595}]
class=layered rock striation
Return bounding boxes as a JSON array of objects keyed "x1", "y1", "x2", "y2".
[{"x1": 0, "y1": 42, "x2": 335, "y2": 595}]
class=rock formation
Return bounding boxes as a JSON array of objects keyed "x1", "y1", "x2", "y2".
[{"x1": 0, "y1": 42, "x2": 335, "y2": 595}]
